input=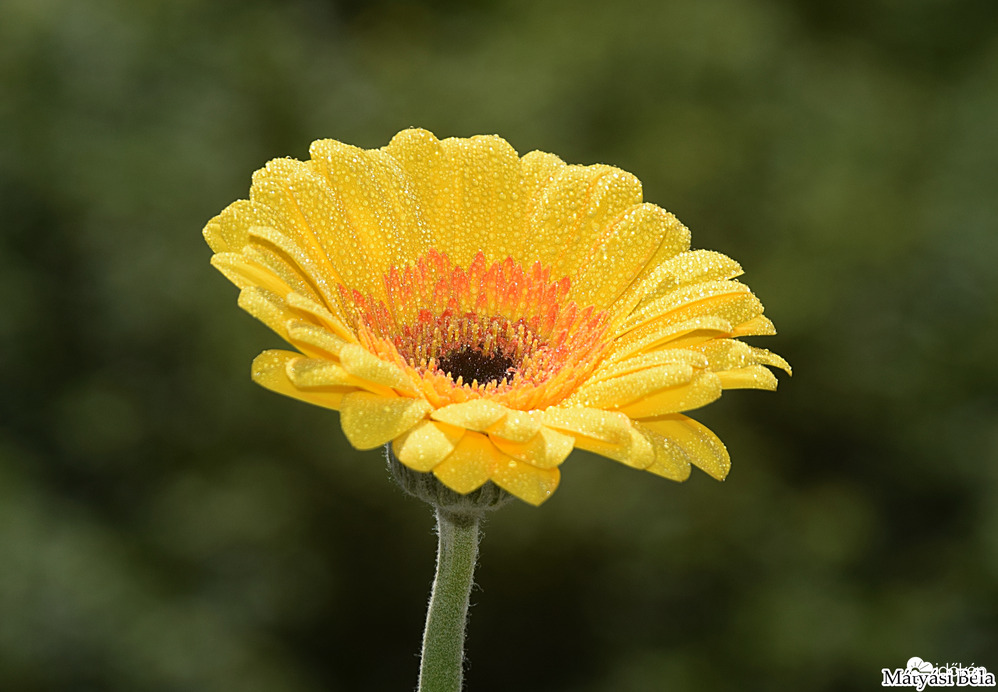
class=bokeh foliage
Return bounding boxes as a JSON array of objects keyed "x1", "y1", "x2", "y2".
[{"x1": 1, "y1": 0, "x2": 996, "y2": 690}]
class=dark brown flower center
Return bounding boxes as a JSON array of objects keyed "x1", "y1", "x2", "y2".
[{"x1": 435, "y1": 345, "x2": 517, "y2": 386}]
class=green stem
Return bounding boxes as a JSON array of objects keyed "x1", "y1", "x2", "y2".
[{"x1": 418, "y1": 508, "x2": 481, "y2": 692}]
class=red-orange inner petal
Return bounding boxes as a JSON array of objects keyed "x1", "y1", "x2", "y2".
[{"x1": 339, "y1": 250, "x2": 611, "y2": 409}]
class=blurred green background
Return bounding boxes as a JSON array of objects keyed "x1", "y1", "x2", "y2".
[{"x1": 2, "y1": 0, "x2": 996, "y2": 690}]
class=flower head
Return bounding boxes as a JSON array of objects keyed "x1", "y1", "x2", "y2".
[{"x1": 204, "y1": 129, "x2": 789, "y2": 505}]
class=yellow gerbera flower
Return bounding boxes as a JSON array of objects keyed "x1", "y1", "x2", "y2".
[{"x1": 204, "y1": 128, "x2": 789, "y2": 506}]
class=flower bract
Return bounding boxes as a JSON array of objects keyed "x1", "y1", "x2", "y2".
[{"x1": 204, "y1": 129, "x2": 789, "y2": 505}]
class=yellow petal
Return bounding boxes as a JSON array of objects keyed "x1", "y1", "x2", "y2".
[
  {"x1": 497, "y1": 149, "x2": 566, "y2": 262},
  {"x1": 716, "y1": 365, "x2": 779, "y2": 391},
  {"x1": 246, "y1": 225, "x2": 336, "y2": 305},
  {"x1": 697, "y1": 340, "x2": 791, "y2": 376},
  {"x1": 244, "y1": 159, "x2": 352, "y2": 306},
  {"x1": 288, "y1": 358, "x2": 357, "y2": 389},
  {"x1": 486, "y1": 409, "x2": 543, "y2": 443},
  {"x1": 285, "y1": 292, "x2": 355, "y2": 343},
  {"x1": 241, "y1": 244, "x2": 320, "y2": 302},
  {"x1": 251, "y1": 350, "x2": 352, "y2": 410},
  {"x1": 286, "y1": 320, "x2": 346, "y2": 359},
  {"x1": 240, "y1": 242, "x2": 322, "y2": 305},
  {"x1": 624, "y1": 249, "x2": 743, "y2": 315},
  {"x1": 431, "y1": 431, "x2": 496, "y2": 494},
  {"x1": 607, "y1": 315, "x2": 733, "y2": 363},
  {"x1": 619, "y1": 372, "x2": 723, "y2": 418},
  {"x1": 286, "y1": 357, "x2": 355, "y2": 389},
  {"x1": 524, "y1": 164, "x2": 641, "y2": 273},
  {"x1": 747, "y1": 346, "x2": 792, "y2": 375},
  {"x1": 590, "y1": 349, "x2": 709, "y2": 383},
  {"x1": 385, "y1": 131, "x2": 521, "y2": 268},
  {"x1": 620, "y1": 280, "x2": 763, "y2": 339},
  {"x1": 573, "y1": 363, "x2": 696, "y2": 409},
  {"x1": 516, "y1": 148, "x2": 564, "y2": 208},
  {"x1": 519, "y1": 151, "x2": 566, "y2": 200},
  {"x1": 392, "y1": 420, "x2": 465, "y2": 472},
  {"x1": 204, "y1": 199, "x2": 278, "y2": 253},
  {"x1": 284, "y1": 356, "x2": 395, "y2": 397},
  {"x1": 248, "y1": 158, "x2": 348, "y2": 282},
  {"x1": 237, "y1": 287, "x2": 295, "y2": 340},
  {"x1": 571, "y1": 204, "x2": 689, "y2": 308},
  {"x1": 431, "y1": 399, "x2": 507, "y2": 432},
  {"x1": 730, "y1": 315, "x2": 777, "y2": 337},
  {"x1": 309, "y1": 139, "x2": 429, "y2": 270},
  {"x1": 542, "y1": 407, "x2": 633, "y2": 445},
  {"x1": 489, "y1": 455, "x2": 561, "y2": 506},
  {"x1": 338, "y1": 344, "x2": 416, "y2": 393},
  {"x1": 637, "y1": 415, "x2": 730, "y2": 480},
  {"x1": 633, "y1": 425, "x2": 693, "y2": 481},
  {"x1": 697, "y1": 339, "x2": 751, "y2": 370},
  {"x1": 266, "y1": 158, "x2": 384, "y2": 298},
  {"x1": 339, "y1": 392, "x2": 431, "y2": 450},
  {"x1": 572, "y1": 423, "x2": 656, "y2": 470},
  {"x1": 550, "y1": 167, "x2": 644, "y2": 281},
  {"x1": 210, "y1": 252, "x2": 290, "y2": 296},
  {"x1": 489, "y1": 426, "x2": 575, "y2": 469},
  {"x1": 380, "y1": 129, "x2": 444, "y2": 240},
  {"x1": 661, "y1": 248, "x2": 743, "y2": 284}
]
